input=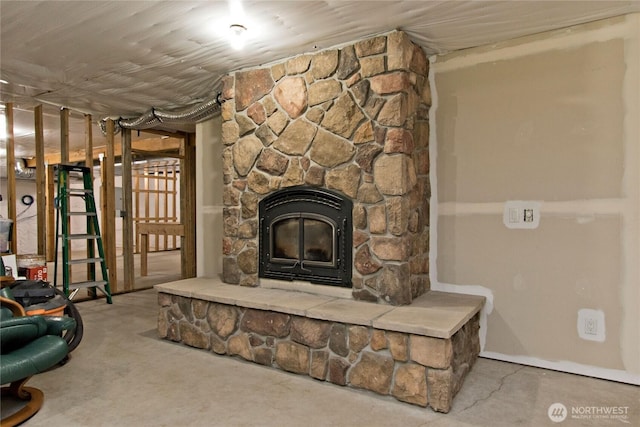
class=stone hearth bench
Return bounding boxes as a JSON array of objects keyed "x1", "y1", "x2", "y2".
[{"x1": 155, "y1": 278, "x2": 484, "y2": 413}]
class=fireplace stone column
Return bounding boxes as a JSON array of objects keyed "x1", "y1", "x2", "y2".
[{"x1": 220, "y1": 30, "x2": 431, "y2": 305}]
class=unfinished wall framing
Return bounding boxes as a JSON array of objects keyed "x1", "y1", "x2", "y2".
[
  {"x1": 1, "y1": 103, "x2": 196, "y2": 290},
  {"x1": 133, "y1": 160, "x2": 181, "y2": 253}
]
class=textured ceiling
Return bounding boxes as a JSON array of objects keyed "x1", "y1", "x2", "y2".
[{"x1": 1, "y1": 0, "x2": 639, "y2": 157}]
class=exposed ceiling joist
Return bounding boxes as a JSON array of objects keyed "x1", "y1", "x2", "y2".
[{"x1": 23, "y1": 137, "x2": 182, "y2": 167}]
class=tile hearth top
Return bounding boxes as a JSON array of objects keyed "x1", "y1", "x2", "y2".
[{"x1": 155, "y1": 278, "x2": 485, "y2": 339}]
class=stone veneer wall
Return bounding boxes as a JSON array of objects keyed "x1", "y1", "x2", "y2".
[
  {"x1": 158, "y1": 292, "x2": 480, "y2": 413},
  {"x1": 220, "y1": 30, "x2": 431, "y2": 305}
]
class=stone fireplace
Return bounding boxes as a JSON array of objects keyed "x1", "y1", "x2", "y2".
[
  {"x1": 156, "y1": 30, "x2": 484, "y2": 414},
  {"x1": 221, "y1": 30, "x2": 430, "y2": 305}
]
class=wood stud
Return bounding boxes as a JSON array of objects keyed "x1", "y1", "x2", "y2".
[
  {"x1": 121, "y1": 128, "x2": 135, "y2": 291},
  {"x1": 35, "y1": 106, "x2": 46, "y2": 257},
  {"x1": 5, "y1": 103, "x2": 17, "y2": 254}
]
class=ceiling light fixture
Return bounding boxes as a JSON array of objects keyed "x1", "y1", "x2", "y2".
[{"x1": 229, "y1": 24, "x2": 247, "y2": 50}]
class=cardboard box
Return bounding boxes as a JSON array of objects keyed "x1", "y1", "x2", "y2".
[{"x1": 19, "y1": 266, "x2": 48, "y2": 281}]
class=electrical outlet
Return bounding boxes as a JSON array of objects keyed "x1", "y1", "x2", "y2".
[
  {"x1": 523, "y1": 208, "x2": 534, "y2": 223},
  {"x1": 584, "y1": 317, "x2": 598, "y2": 335},
  {"x1": 577, "y1": 309, "x2": 605, "y2": 342}
]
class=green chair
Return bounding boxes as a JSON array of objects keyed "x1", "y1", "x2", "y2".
[{"x1": 1, "y1": 289, "x2": 75, "y2": 426}]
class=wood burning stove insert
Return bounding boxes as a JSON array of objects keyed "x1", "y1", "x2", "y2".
[{"x1": 259, "y1": 186, "x2": 352, "y2": 287}]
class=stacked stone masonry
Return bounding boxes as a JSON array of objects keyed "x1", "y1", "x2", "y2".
[
  {"x1": 221, "y1": 30, "x2": 431, "y2": 305},
  {"x1": 158, "y1": 292, "x2": 481, "y2": 413}
]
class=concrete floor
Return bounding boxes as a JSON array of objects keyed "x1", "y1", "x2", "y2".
[{"x1": 17, "y1": 288, "x2": 639, "y2": 427}]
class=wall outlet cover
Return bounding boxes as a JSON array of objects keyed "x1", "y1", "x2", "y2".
[{"x1": 577, "y1": 308, "x2": 606, "y2": 342}]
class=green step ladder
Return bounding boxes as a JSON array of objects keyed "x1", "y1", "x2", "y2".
[{"x1": 54, "y1": 164, "x2": 112, "y2": 304}]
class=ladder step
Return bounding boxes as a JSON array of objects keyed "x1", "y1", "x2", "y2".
[
  {"x1": 68, "y1": 189, "x2": 94, "y2": 196},
  {"x1": 68, "y1": 211, "x2": 97, "y2": 216},
  {"x1": 65, "y1": 234, "x2": 101, "y2": 240},
  {"x1": 68, "y1": 280, "x2": 108, "y2": 290},
  {"x1": 58, "y1": 165, "x2": 91, "y2": 174},
  {"x1": 67, "y1": 257, "x2": 104, "y2": 265}
]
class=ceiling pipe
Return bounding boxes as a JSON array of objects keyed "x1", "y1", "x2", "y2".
[
  {"x1": 118, "y1": 109, "x2": 161, "y2": 130},
  {"x1": 15, "y1": 158, "x2": 36, "y2": 179},
  {"x1": 99, "y1": 80, "x2": 224, "y2": 134},
  {"x1": 152, "y1": 95, "x2": 222, "y2": 124}
]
